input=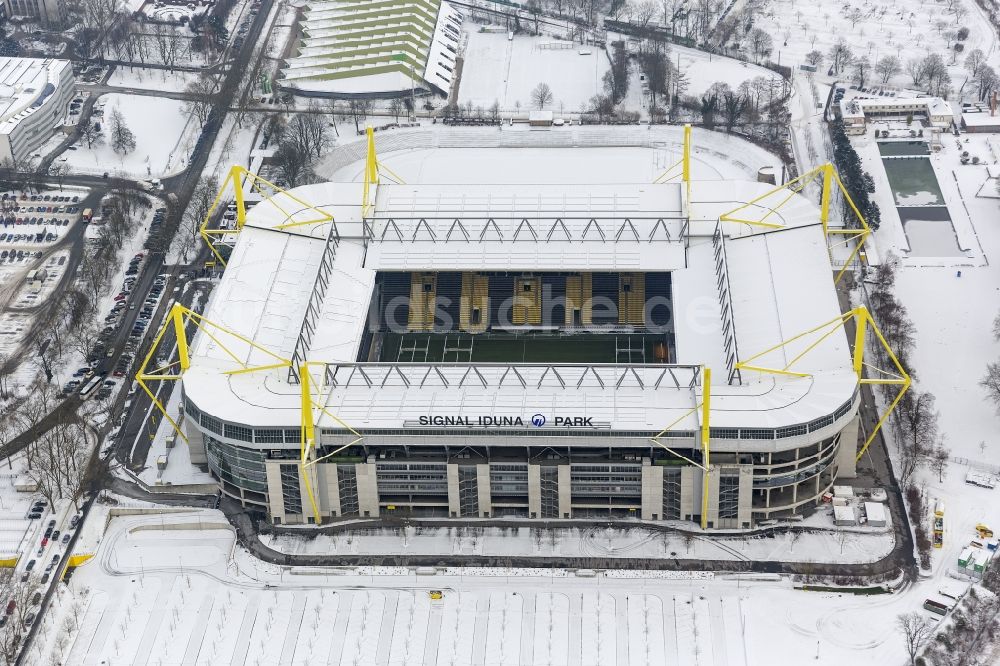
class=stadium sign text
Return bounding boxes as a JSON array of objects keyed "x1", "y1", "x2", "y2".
[{"x1": 416, "y1": 415, "x2": 594, "y2": 428}]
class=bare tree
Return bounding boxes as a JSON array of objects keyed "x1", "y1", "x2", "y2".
[
  {"x1": 965, "y1": 48, "x2": 987, "y2": 78},
  {"x1": 805, "y1": 50, "x2": 824, "y2": 67},
  {"x1": 982, "y1": 361, "x2": 1000, "y2": 414},
  {"x1": 78, "y1": 121, "x2": 101, "y2": 149},
  {"x1": 183, "y1": 75, "x2": 217, "y2": 128},
  {"x1": 272, "y1": 141, "x2": 313, "y2": 188},
  {"x1": 875, "y1": 55, "x2": 901, "y2": 84},
  {"x1": 109, "y1": 107, "x2": 136, "y2": 155},
  {"x1": 27, "y1": 421, "x2": 92, "y2": 510},
  {"x1": 531, "y1": 82, "x2": 554, "y2": 110},
  {"x1": 852, "y1": 56, "x2": 871, "y2": 88},
  {"x1": 896, "y1": 612, "x2": 931, "y2": 666},
  {"x1": 346, "y1": 99, "x2": 372, "y2": 134},
  {"x1": 930, "y1": 440, "x2": 949, "y2": 482},
  {"x1": 748, "y1": 28, "x2": 773, "y2": 63},
  {"x1": 828, "y1": 39, "x2": 854, "y2": 75},
  {"x1": 894, "y1": 391, "x2": 938, "y2": 486}
]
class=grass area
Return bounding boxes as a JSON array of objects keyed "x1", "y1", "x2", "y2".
[{"x1": 378, "y1": 332, "x2": 668, "y2": 364}]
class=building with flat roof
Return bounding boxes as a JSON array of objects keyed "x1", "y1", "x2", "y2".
[
  {"x1": 3, "y1": 0, "x2": 66, "y2": 25},
  {"x1": 155, "y1": 139, "x2": 898, "y2": 530},
  {"x1": 0, "y1": 57, "x2": 73, "y2": 164},
  {"x1": 280, "y1": 0, "x2": 463, "y2": 98},
  {"x1": 841, "y1": 95, "x2": 954, "y2": 135}
]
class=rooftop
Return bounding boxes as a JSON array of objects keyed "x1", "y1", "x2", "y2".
[
  {"x1": 0, "y1": 57, "x2": 70, "y2": 134},
  {"x1": 181, "y1": 173, "x2": 855, "y2": 440}
]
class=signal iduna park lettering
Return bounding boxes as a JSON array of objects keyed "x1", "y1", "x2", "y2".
[{"x1": 416, "y1": 415, "x2": 594, "y2": 427}]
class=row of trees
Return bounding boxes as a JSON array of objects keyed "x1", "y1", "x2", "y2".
[
  {"x1": 816, "y1": 39, "x2": 953, "y2": 97},
  {"x1": 866, "y1": 258, "x2": 950, "y2": 573},
  {"x1": 830, "y1": 120, "x2": 882, "y2": 229}
]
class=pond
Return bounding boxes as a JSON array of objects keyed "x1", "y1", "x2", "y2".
[
  {"x1": 881, "y1": 157, "x2": 944, "y2": 206},
  {"x1": 877, "y1": 141, "x2": 930, "y2": 157},
  {"x1": 898, "y1": 207, "x2": 964, "y2": 257}
]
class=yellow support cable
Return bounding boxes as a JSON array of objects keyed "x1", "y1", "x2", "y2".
[
  {"x1": 734, "y1": 306, "x2": 910, "y2": 464},
  {"x1": 135, "y1": 303, "x2": 293, "y2": 444},
  {"x1": 717, "y1": 162, "x2": 872, "y2": 283},
  {"x1": 199, "y1": 165, "x2": 336, "y2": 267}
]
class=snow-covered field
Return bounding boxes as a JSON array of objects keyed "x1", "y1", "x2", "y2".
[
  {"x1": 459, "y1": 27, "x2": 609, "y2": 113},
  {"x1": 106, "y1": 66, "x2": 202, "y2": 93},
  {"x1": 19, "y1": 507, "x2": 982, "y2": 666},
  {"x1": 758, "y1": 0, "x2": 996, "y2": 98},
  {"x1": 61, "y1": 94, "x2": 198, "y2": 179},
  {"x1": 671, "y1": 42, "x2": 782, "y2": 97}
]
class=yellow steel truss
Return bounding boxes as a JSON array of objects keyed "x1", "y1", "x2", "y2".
[
  {"x1": 298, "y1": 362, "x2": 364, "y2": 525},
  {"x1": 650, "y1": 366, "x2": 711, "y2": 529},
  {"x1": 652, "y1": 123, "x2": 693, "y2": 204},
  {"x1": 362, "y1": 125, "x2": 405, "y2": 218},
  {"x1": 199, "y1": 165, "x2": 336, "y2": 266},
  {"x1": 718, "y1": 163, "x2": 872, "y2": 283},
  {"x1": 136, "y1": 305, "x2": 365, "y2": 526},
  {"x1": 136, "y1": 303, "x2": 294, "y2": 444},
  {"x1": 734, "y1": 306, "x2": 910, "y2": 462}
]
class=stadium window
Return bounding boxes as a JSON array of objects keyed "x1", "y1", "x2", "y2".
[
  {"x1": 423, "y1": 280, "x2": 433, "y2": 292},
  {"x1": 523, "y1": 283, "x2": 532, "y2": 292},
  {"x1": 471, "y1": 308, "x2": 481, "y2": 325}
]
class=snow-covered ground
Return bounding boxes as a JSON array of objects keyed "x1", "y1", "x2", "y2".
[
  {"x1": 106, "y1": 66, "x2": 202, "y2": 93},
  {"x1": 669, "y1": 42, "x2": 782, "y2": 97},
  {"x1": 757, "y1": 0, "x2": 997, "y2": 100},
  {"x1": 459, "y1": 27, "x2": 609, "y2": 113},
  {"x1": 19, "y1": 507, "x2": 979, "y2": 666},
  {"x1": 263, "y1": 516, "x2": 895, "y2": 565},
  {"x1": 61, "y1": 94, "x2": 198, "y2": 179}
]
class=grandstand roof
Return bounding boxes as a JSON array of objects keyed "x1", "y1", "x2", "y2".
[
  {"x1": 280, "y1": 0, "x2": 463, "y2": 96},
  {"x1": 182, "y1": 175, "x2": 855, "y2": 443}
]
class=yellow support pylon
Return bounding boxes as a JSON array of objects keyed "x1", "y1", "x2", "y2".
[
  {"x1": 298, "y1": 362, "x2": 364, "y2": 525},
  {"x1": 718, "y1": 162, "x2": 872, "y2": 284},
  {"x1": 199, "y1": 165, "x2": 337, "y2": 267},
  {"x1": 734, "y1": 306, "x2": 910, "y2": 462},
  {"x1": 361, "y1": 125, "x2": 405, "y2": 219},
  {"x1": 136, "y1": 303, "x2": 293, "y2": 444},
  {"x1": 700, "y1": 366, "x2": 711, "y2": 530},
  {"x1": 653, "y1": 123, "x2": 692, "y2": 195},
  {"x1": 648, "y1": 365, "x2": 712, "y2": 529}
]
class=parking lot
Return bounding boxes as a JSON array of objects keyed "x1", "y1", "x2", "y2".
[{"x1": 63, "y1": 205, "x2": 169, "y2": 402}]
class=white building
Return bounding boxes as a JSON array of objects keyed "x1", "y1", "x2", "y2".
[
  {"x1": 0, "y1": 57, "x2": 73, "y2": 164},
  {"x1": 840, "y1": 96, "x2": 954, "y2": 135},
  {"x1": 168, "y1": 150, "x2": 881, "y2": 530}
]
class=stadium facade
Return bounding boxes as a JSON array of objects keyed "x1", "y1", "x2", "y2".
[{"x1": 160, "y1": 136, "x2": 897, "y2": 530}]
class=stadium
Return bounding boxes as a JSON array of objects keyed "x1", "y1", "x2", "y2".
[{"x1": 145, "y1": 128, "x2": 906, "y2": 530}]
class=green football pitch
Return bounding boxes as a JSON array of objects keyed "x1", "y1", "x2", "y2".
[{"x1": 378, "y1": 332, "x2": 666, "y2": 363}]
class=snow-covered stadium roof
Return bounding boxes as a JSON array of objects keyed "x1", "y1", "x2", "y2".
[
  {"x1": 280, "y1": 0, "x2": 462, "y2": 97},
  {"x1": 182, "y1": 178, "x2": 856, "y2": 444}
]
